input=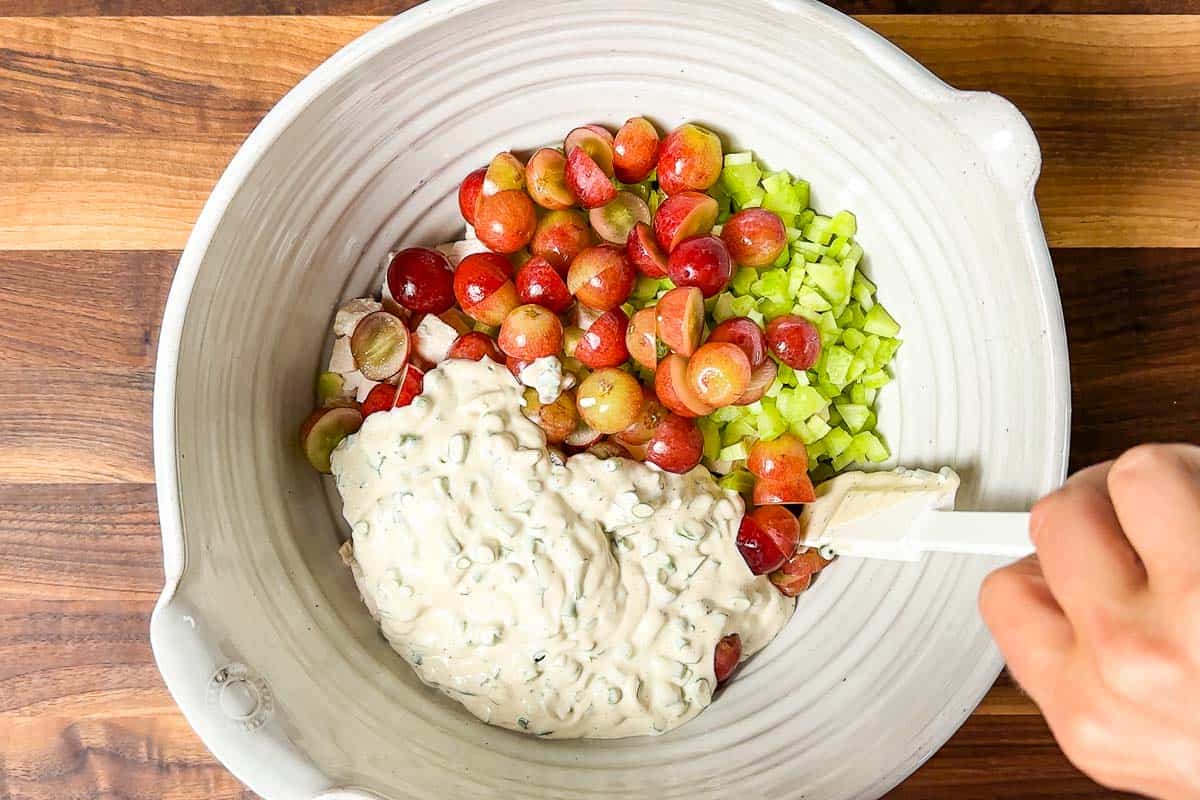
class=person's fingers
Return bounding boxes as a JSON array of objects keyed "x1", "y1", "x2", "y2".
[
  {"x1": 1107, "y1": 443, "x2": 1200, "y2": 592},
  {"x1": 1030, "y1": 462, "x2": 1146, "y2": 626},
  {"x1": 979, "y1": 554, "x2": 1074, "y2": 693}
]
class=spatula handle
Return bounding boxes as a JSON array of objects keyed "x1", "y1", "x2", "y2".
[{"x1": 916, "y1": 511, "x2": 1034, "y2": 558}]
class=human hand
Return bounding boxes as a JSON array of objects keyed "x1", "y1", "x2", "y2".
[{"x1": 980, "y1": 444, "x2": 1200, "y2": 799}]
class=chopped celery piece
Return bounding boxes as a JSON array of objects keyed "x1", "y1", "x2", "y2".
[
  {"x1": 819, "y1": 326, "x2": 841, "y2": 349},
  {"x1": 755, "y1": 397, "x2": 788, "y2": 440},
  {"x1": 722, "y1": 417, "x2": 757, "y2": 446},
  {"x1": 805, "y1": 415, "x2": 832, "y2": 441},
  {"x1": 865, "y1": 388, "x2": 878, "y2": 406},
  {"x1": 787, "y1": 260, "x2": 807, "y2": 298},
  {"x1": 731, "y1": 267, "x2": 758, "y2": 296},
  {"x1": 832, "y1": 449, "x2": 858, "y2": 472},
  {"x1": 724, "y1": 151, "x2": 754, "y2": 166},
  {"x1": 863, "y1": 304, "x2": 901, "y2": 337},
  {"x1": 793, "y1": 368, "x2": 810, "y2": 386},
  {"x1": 776, "y1": 362, "x2": 798, "y2": 386},
  {"x1": 826, "y1": 237, "x2": 849, "y2": 260},
  {"x1": 831, "y1": 210, "x2": 857, "y2": 238},
  {"x1": 792, "y1": 240, "x2": 825, "y2": 261},
  {"x1": 795, "y1": 287, "x2": 832, "y2": 312},
  {"x1": 712, "y1": 292, "x2": 737, "y2": 323},
  {"x1": 747, "y1": 309, "x2": 765, "y2": 327},
  {"x1": 761, "y1": 170, "x2": 792, "y2": 195},
  {"x1": 841, "y1": 327, "x2": 867, "y2": 351},
  {"x1": 777, "y1": 385, "x2": 828, "y2": 421},
  {"x1": 806, "y1": 259, "x2": 850, "y2": 307},
  {"x1": 803, "y1": 214, "x2": 835, "y2": 245},
  {"x1": 698, "y1": 417, "x2": 722, "y2": 462},
  {"x1": 822, "y1": 345, "x2": 854, "y2": 386},
  {"x1": 633, "y1": 276, "x2": 664, "y2": 301},
  {"x1": 758, "y1": 296, "x2": 793, "y2": 321},
  {"x1": 835, "y1": 403, "x2": 871, "y2": 433},
  {"x1": 792, "y1": 179, "x2": 811, "y2": 211},
  {"x1": 710, "y1": 404, "x2": 743, "y2": 424},
  {"x1": 822, "y1": 427, "x2": 854, "y2": 458},
  {"x1": 817, "y1": 380, "x2": 842, "y2": 401},
  {"x1": 806, "y1": 441, "x2": 827, "y2": 464},
  {"x1": 789, "y1": 419, "x2": 814, "y2": 444},
  {"x1": 859, "y1": 335, "x2": 881, "y2": 364},
  {"x1": 862, "y1": 369, "x2": 892, "y2": 390},
  {"x1": 852, "y1": 431, "x2": 890, "y2": 463},
  {"x1": 761, "y1": 171, "x2": 804, "y2": 224},
  {"x1": 720, "y1": 157, "x2": 763, "y2": 201},
  {"x1": 791, "y1": 304, "x2": 822, "y2": 326},
  {"x1": 750, "y1": 269, "x2": 790, "y2": 300},
  {"x1": 785, "y1": 226, "x2": 803, "y2": 243},
  {"x1": 730, "y1": 294, "x2": 756, "y2": 317},
  {"x1": 817, "y1": 311, "x2": 840, "y2": 334},
  {"x1": 853, "y1": 271, "x2": 877, "y2": 296},
  {"x1": 836, "y1": 303, "x2": 857, "y2": 329},
  {"x1": 739, "y1": 187, "x2": 766, "y2": 208},
  {"x1": 718, "y1": 469, "x2": 756, "y2": 497},
  {"x1": 875, "y1": 337, "x2": 901, "y2": 366},
  {"x1": 719, "y1": 441, "x2": 750, "y2": 462},
  {"x1": 849, "y1": 382, "x2": 868, "y2": 405},
  {"x1": 842, "y1": 241, "x2": 865, "y2": 271},
  {"x1": 845, "y1": 355, "x2": 869, "y2": 384},
  {"x1": 852, "y1": 279, "x2": 875, "y2": 311},
  {"x1": 772, "y1": 247, "x2": 791, "y2": 269},
  {"x1": 765, "y1": 376, "x2": 785, "y2": 398}
]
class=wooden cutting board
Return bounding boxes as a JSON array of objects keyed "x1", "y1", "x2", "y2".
[{"x1": 3, "y1": 2, "x2": 1197, "y2": 798}]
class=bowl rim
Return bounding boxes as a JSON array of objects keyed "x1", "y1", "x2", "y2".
[{"x1": 151, "y1": 2, "x2": 1071, "y2": 798}]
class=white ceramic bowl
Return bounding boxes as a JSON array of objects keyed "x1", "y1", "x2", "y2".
[{"x1": 151, "y1": 2, "x2": 1069, "y2": 798}]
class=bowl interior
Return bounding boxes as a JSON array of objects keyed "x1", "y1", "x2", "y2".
[{"x1": 153, "y1": 2, "x2": 1068, "y2": 799}]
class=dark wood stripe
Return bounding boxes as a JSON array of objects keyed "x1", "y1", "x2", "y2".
[{"x1": 0, "y1": 0, "x2": 1196, "y2": 15}]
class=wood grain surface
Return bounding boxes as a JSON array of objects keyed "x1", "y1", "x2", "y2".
[{"x1": 2, "y1": 3, "x2": 1196, "y2": 799}]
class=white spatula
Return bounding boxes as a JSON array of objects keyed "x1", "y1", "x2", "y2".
[{"x1": 799, "y1": 467, "x2": 1034, "y2": 562}]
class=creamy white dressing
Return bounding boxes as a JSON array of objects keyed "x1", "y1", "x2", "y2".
[
  {"x1": 331, "y1": 359, "x2": 794, "y2": 738},
  {"x1": 517, "y1": 355, "x2": 566, "y2": 404},
  {"x1": 800, "y1": 467, "x2": 959, "y2": 560}
]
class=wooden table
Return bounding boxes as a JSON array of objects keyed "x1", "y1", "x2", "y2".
[{"x1": 2, "y1": 1, "x2": 1197, "y2": 797}]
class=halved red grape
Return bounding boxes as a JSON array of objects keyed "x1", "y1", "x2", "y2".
[
  {"x1": 654, "y1": 353, "x2": 715, "y2": 418},
  {"x1": 522, "y1": 387, "x2": 579, "y2": 444},
  {"x1": 589, "y1": 191, "x2": 651, "y2": 245},
  {"x1": 625, "y1": 306, "x2": 659, "y2": 371},
  {"x1": 770, "y1": 549, "x2": 833, "y2": 597},
  {"x1": 686, "y1": 342, "x2": 752, "y2": 407},
  {"x1": 350, "y1": 311, "x2": 410, "y2": 380},
  {"x1": 586, "y1": 438, "x2": 632, "y2": 460},
  {"x1": 393, "y1": 363, "x2": 425, "y2": 407},
  {"x1": 713, "y1": 633, "x2": 742, "y2": 684},
  {"x1": 387, "y1": 247, "x2": 455, "y2": 314},
  {"x1": 474, "y1": 190, "x2": 537, "y2": 253},
  {"x1": 498, "y1": 304, "x2": 564, "y2": 360},
  {"x1": 525, "y1": 148, "x2": 575, "y2": 210},
  {"x1": 458, "y1": 167, "x2": 486, "y2": 225},
  {"x1": 300, "y1": 406, "x2": 363, "y2": 473},
  {"x1": 575, "y1": 307, "x2": 630, "y2": 369},
  {"x1": 565, "y1": 146, "x2": 617, "y2": 209},
  {"x1": 567, "y1": 245, "x2": 636, "y2": 311},
  {"x1": 531, "y1": 209, "x2": 594, "y2": 273},
  {"x1": 654, "y1": 286, "x2": 704, "y2": 357},
  {"x1": 615, "y1": 387, "x2": 667, "y2": 446},
  {"x1": 749, "y1": 505, "x2": 801, "y2": 565},
  {"x1": 766, "y1": 315, "x2": 822, "y2": 371},
  {"x1": 708, "y1": 317, "x2": 768, "y2": 368},
  {"x1": 563, "y1": 420, "x2": 603, "y2": 451},
  {"x1": 447, "y1": 331, "x2": 502, "y2": 363},
  {"x1": 733, "y1": 359, "x2": 778, "y2": 406},
  {"x1": 515, "y1": 256, "x2": 573, "y2": 313},
  {"x1": 482, "y1": 152, "x2": 526, "y2": 197},
  {"x1": 736, "y1": 513, "x2": 790, "y2": 575},
  {"x1": 667, "y1": 235, "x2": 732, "y2": 298},
  {"x1": 654, "y1": 190, "x2": 718, "y2": 253},
  {"x1": 656, "y1": 123, "x2": 723, "y2": 195},
  {"x1": 613, "y1": 117, "x2": 660, "y2": 184},
  {"x1": 564, "y1": 125, "x2": 615, "y2": 176},
  {"x1": 645, "y1": 412, "x2": 704, "y2": 473},
  {"x1": 454, "y1": 252, "x2": 520, "y2": 326},
  {"x1": 361, "y1": 383, "x2": 397, "y2": 417},
  {"x1": 722, "y1": 208, "x2": 788, "y2": 267},
  {"x1": 576, "y1": 367, "x2": 643, "y2": 434},
  {"x1": 748, "y1": 433, "x2": 816, "y2": 505},
  {"x1": 626, "y1": 222, "x2": 669, "y2": 278}
]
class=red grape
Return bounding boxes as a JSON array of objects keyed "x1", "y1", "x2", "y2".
[
  {"x1": 733, "y1": 359, "x2": 778, "y2": 406},
  {"x1": 386, "y1": 247, "x2": 455, "y2": 314},
  {"x1": 708, "y1": 317, "x2": 768, "y2": 368},
  {"x1": 625, "y1": 306, "x2": 659, "y2": 371},
  {"x1": 667, "y1": 235, "x2": 732, "y2": 298},
  {"x1": 393, "y1": 363, "x2": 425, "y2": 407},
  {"x1": 522, "y1": 387, "x2": 579, "y2": 444},
  {"x1": 770, "y1": 549, "x2": 832, "y2": 597},
  {"x1": 361, "y1": 382, "x2": 398, "y2": 417},
  {"x1": 300, "y1": 406, "x2": 363, "y2": 473},
  {"x1": 721, "y1": 208, "x2": 788, "y2": 267},
  {"x1": 626, "y1": 221, "x2": 668, "y2": 278},
  {"x1": 747, "y1": 433, "x2": 816, "y2": 505},
  {"x1": 453, "y1": 252, "x2": 520, "y2": 326},
  {"x1": 515, "y1": 256, "x2": 573, "y2": 313},
  {"x1": 458, "y1": 167, "x2": 486, "y2": 225},
  {"x1": 654, "y1": 353, "x2": 715, "y2": 418},
  {"x1": 565, "y1": 146, "x2": 617, "y2": 209},
  {"x1": 749, "y1": 505, "x2": 801, "y2": 564},
  {"x1": 447, "y1": 331, "x2": 502, "y2": 363},
  {"x1": 713, "y1": 633, "x2": 741, "y2": 684},
  {"x1": 766, "y1": 315, "x2": 822, "y2": 370},
  {"x1": 498, "y1": 304, "x2": 564, "y2": 360},
  {"x1": 575, "y1": 307, "x2": 630, "y2": 369},
  {"x1": 564, "y1": 125, "x2": 615, "y2": 176},
  {"x1": 474, "y1": 189, "x2": 537, "y2": 253},
  {"x1": 615, "y1": 387, "x2": 668, "y2": 446},
  {"x1": 525, "y1": 148, "x2": 575, "y2": 210},
  {"x1": 531, "y1": 209, "x2": 595, "y2": 273},
  {"x1": 654, "y1": 286, "x2": 704, "y2": 357},
  {"x1": 613, "y1": 117, "x2": 660, "y2": 183},
  {"x1": 482, "y1": 152, "x2": 526, "y2": 195},
  {"x1": 576, "y1": 368, "x2": 644, "y2": 434},
  {"x1": 686, "y1": 342, "x2": 752, "y2": 407},
  {"x1": 654, "y1": 191, "x2": 718, "y2": 253},
  {"x1": 656, "y1": 123, "x2": 723, "y2": 195},
  {"x1": 567, "y1": 244, "x2": 636, "y2": 311},
  {"x1": 589, "y1": 191, "x2": 651, "y2": 245},
  {"x1": 736, "y1": 513, "x2": 790, "y2": 575},
  {"x1": 350, "y1": 311, "x2": 410, "y2": 381},
  {"x1": 645, "y1": 412, "x2": 704, "y2": 473}
]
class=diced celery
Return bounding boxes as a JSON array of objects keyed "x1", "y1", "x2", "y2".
[
  {"x1": 731, "y1": 267, "x2": 758, "y2": 296},
  {"x1": 745, "y1": 400, "x2": 764, "y2": 416},
  {"x1": 831, "y1": 210, "x2": 857, "y2": 238},
  {"x1": 853, "y1": 271, "x2": 877, "y2": 296},
  {"x1": 793, "y1": 368, "x2": 810, "y2": 386},
  {"x1": 792, "y1": 240, "x2": 825, "y2": 261},
  {"x1": 758, "y1": 296, "x2": 793, "y2": 321},
  {"x1": 785, "y1": 226, "x2": 803, "y2": 243},
  {"x1": 862, "y1": 369, "x2": 891, "y2": 390},
  {"x1": 632, "y1": 276, "x2": 662, "y2": 301},
  {"x1": 842, "y1": 241, "x2": 865, "y2": 271},
  {"x1": 841, "y1": 327, "x2": 867, "y2": 351},
  {"x1": 750, "y1": 269, "x2": 789, "y2": 300},
  {"x1": 859, "y1": 335, "x2": 881, "y2": 365},
  {"x1": 795, "y1": 287, "x2": 832, "y2": 312},
  {"x1": 791, "y1": 304, "x2": 822, "y2": 326},
  {"x1": 698, "y1": 417, "x2": 722, "y2": 462},
  {"x1": 874, "y1": 337, "x2": 901, "y2": 367},
  {"x1": 762, "y1": 173, "x2": 804, "y2": 225},
  {"x1": 718, "y1": 469, "x2": 756, "y2": 497},
  {"x1": 755, "y1": 397, "x2": 788, "y2": 440},
  {"x1": 805, "y1": 415, "x2": 832, "y2": 441},
  {"x1": 852, "y1": 279, "x2": 876, "y2": 311},
  {"x1": 806, "y1": 259, "x2": 850, "y2": 307},
  {"x1": 806, "y1": 441, "x2": 827, "y2": 464},
  {"x1": 835, "y1": 403, "x2": 871, "y2": 433},
  {"x1": 722, "y1": 417, "x2": 757, "y2": 446},
  {"x1": 849, "y1": 382, "x2": 868, "y2": 405},
  {"x1": 819, "y1": 326, "x2": 841, "y2": 349},
  {"x1": 821, "y1": 427, "x2": 852, "y2": 458},
  {"x1": 724, "y1": 151, "x2": 754, "y2": 167},
  {"x1": 738, "y1": 187, "x2": 766, "y2": 208},
  {"x1": 730, "y1": 294, "x2": 756, "y2": 317},
  {"x1": 776, "y1": 362, "x2": 798, "y2": 386},
  {"x1": 863, "y1": 304, "x2": 901, "y2": 337},
  {"x1": 719, "y1": 441, "x2": 750, "y2": 462},
  {"x1": 822, "y1": 345, "x2": 854, "y2": 386},
  {"x1": 649, "y1": 189, "x2": 666, "y2": 217},
  {"x1": 772, "y1": 246, "x2": 791, "y2": 269},
  {"x1": 852, "y1": 431, "x2": 890, "y2": 463},
  {"x1": 826, "y1": 237, "x2": 849, "y2": 260},
  {"x1": 765, "y1": 376, "x2": 785, "y2": 398},
  {"x1": 747, "y1": 309, "x2": 765, "y2": 327},
  {"x1": 789, "y1": 419, "x2": 814, "y2": 444},
  {"x1": 865, "y1": 388, "x2": 878, "y2": 406},
  {"x1": 787, "y1": 259, "x2": 807, "y2": 298},
  {"x1": 792, "y1": 179, "x2": 811, "y2": 211},
  {"x1": 712, "y1": 292, "x2": 737, "y2": 323},
  {"x1": 832, "y1": 449, "x2": 858, "y2": 472},
  {"x1": 720, "y1": 157, "x2": 763, "y2": 200},
  {"x1": 817, "y1": 311, "x2": 840, "y2": 334},
  {"x1": 845, "y1": 355, "x2": 868, "y2": 384},
  {"x1": 777, "y1": 384, "x2": 828, "y2": 422},
  {"x1": 802, "y1": 214, "x2": 835, "y2": 245},
  {"x1": 710, "y1": 404, "x2": 743, "y2": 424},
  {"x1": 797, "y1": 209, "x2": 816, "y2": 229},
  {"x1": 836, "y1": 303, "x2": 857, "y2": 329},
  {"x1": 761, "y1": 170, "x2": 792, "y2": 196}
]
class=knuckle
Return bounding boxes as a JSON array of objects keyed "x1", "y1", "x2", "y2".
[
  {"x1": 1096, "y1": 626, "x2": 1188, "y2": 696},
  {"x1": 1054, "y1": 706, "x2": 1116, "y2": 767},
  {"x1": 1110, "y1": 443, "x2": 1177, "y2": 484},
  {"x1": 978, "y1": 567, "x2": 1023, "y2": 621}
]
